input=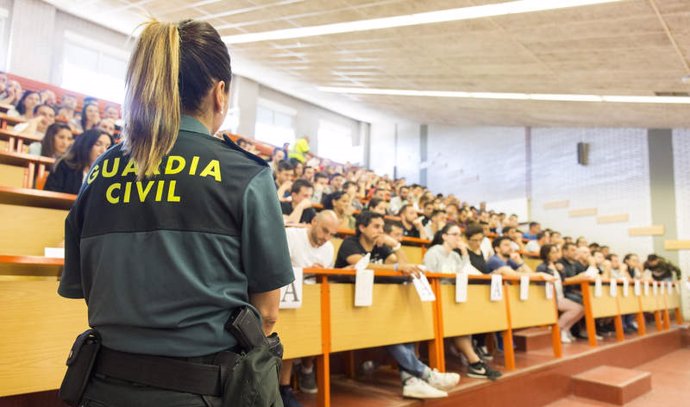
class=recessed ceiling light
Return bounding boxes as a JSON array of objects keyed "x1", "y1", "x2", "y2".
[
  {"x1": 223, "y1": 0, "x2": 623, "y2": 44},
  {"x1": 317, "y1": 87, "x2": 690, "y2": 105}
]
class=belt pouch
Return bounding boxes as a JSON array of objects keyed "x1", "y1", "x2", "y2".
[{"x1": 58, "y1": 329, "x2": 101, "y2": 406}]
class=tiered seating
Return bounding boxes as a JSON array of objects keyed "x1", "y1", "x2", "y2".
[{"x1": 0, "y1": 74, "x2": 685, "y2": 407}]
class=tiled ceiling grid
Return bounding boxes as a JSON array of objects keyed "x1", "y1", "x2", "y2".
[{"x1": 43, "y1": 0, "x2": 690, "y2": 127}]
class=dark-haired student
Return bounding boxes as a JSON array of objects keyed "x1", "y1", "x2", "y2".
[
  {"x1": 44, "y1": 129, "x2": 112, "y2": 194},
  {"x1": 334, "y1": 212, "x2": 459, "y2": 399},
  {"x1": 424, "y1": 224, "x2": 502, "y2": 380},
  {"x1": 536, "y1": 244, "x2": 584, "y2": 344},
  {"x1": 28, "y1": 122, "x2": 73, "y2": 159},
  {"x1": 281, "y1": 179, "x2": 316, "y2": 224}
]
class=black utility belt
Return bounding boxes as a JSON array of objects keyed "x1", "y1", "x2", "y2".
[
  {"x1": 59, "y1": 326, "x2": 284, "y2": 407},
  {"x1": 95, "y1": 346, "x2": 237, "y2": 396}
]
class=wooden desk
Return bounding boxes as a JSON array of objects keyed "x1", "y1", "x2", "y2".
[
  {"x1": 0, "y1": 127, "x2": 41, "y2": 153},
  {"x1": 0, "y1": 186, "x2": 76, "y2": 210},
  {"x1": 0, "y1": 280, "x2": 88, "y2": 396},
  {"x1": 0, "y1": 255, "x2": 63, "y2": 278},
  {"x1": 0, "y1": 151, "x2": 54, "y2": 188},
  {"x1": 274, "y1": 284, "x2": 322, "y2": 359},
  {"x1": 0, "y1": 112, "x2": 26, "y2": 129}
]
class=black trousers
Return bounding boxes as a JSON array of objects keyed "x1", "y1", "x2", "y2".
[{"x1": 80, "y1": 374, "x2": 220, "y2": 407}]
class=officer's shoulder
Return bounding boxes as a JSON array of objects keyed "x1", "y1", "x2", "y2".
[{"x1": 216, "y1": 135, "x2": 269, "y2": 168}]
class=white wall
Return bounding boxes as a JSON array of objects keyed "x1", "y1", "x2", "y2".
[
  {"x1": 395, "y1": 122, "x2": 421, "y2": 184},
  {"x1": 369, "y1": 122, "x2": 396, "y2": 178},
  {"x1": 6, "y1": 0, "x2": 55, "y2": 81},
  {"x1": 530, "y1": 128, "x2": 654, "y2": 257},
  {"x1": 427, "y1": 125, "x2": 527, "y2": 205},
  {"x1": 672, "y1": 130, "x2": 690, "y2": 316}
]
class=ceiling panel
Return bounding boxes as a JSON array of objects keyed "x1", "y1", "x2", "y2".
[{"x1": 42, "y1": 0, "x2": 690, "y2": 127}]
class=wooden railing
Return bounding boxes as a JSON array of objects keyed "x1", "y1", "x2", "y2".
[{"x1": 564, "y1": 279, "x2": 683, "y2": 347}]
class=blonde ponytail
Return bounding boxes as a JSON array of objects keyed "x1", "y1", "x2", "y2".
[{"x1": 123, "y1": 20, "x2": 181, "y2": 180}]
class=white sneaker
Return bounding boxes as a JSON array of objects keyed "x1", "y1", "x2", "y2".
[
  {"x1": 402, "y1": 376, "x2": 448, "y2": 399},
  {"x1": 560, "y1": 330, "x2": 573, "y2": 344},
  {"x1": 426, "y1": 368, "x2": 460, "y2": 391}
]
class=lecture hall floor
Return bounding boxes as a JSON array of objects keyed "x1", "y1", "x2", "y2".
[{"x1": 295, "y1": 324, "x2": 690, "y2": 407}]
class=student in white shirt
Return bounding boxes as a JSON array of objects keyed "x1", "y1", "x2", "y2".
[{"x1": 280, "y1": 211, "x2": 339, "y2": 406}]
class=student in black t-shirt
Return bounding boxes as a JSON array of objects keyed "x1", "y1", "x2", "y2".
[
  {"x1": 398, "y1": 204, "x2": 429, "y2": 240},
  {"x1": 335, "y1": 212, "x2": 459, "y2": 398},
  {"x1": 281, "y1": 179, "x2": 316, "y2": 224},
  {"x1": 334, "y1": 211, "x2": 422, "y2": 274}
]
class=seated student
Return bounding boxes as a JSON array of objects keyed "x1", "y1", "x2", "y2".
[
  {"x1": 281, "y1": 211, "x2": 340, "y2": 407},
  {"x1": 388, "y1": 185, "x2": 409, "y2": 215},
  {"x1": 502, "y1": 226, "x2": 525, "y2": 252},
  {"x1": 270, "y1": 147, "x2": 286, "y2": 173},
  {"x1": 367, "y1": 197, "x2": 388, "y2": 215},
  {"x1": 282, "y1": 179, "x2": 316, "y2": 225},
  {"x1": 12, "y1": 90, "x2": 40, "y2": 119},
  {"x1": 607, "y1": 253, "x2": 637, "y2": 334},
  {"x1": 331, "y1": 190, "x2": 356, "y2": 229},
  {"x1": 557, "y1": 243, "x2": 600, "y2": 340},
  {"x1": 17, "y1": 104, "x2": 56, "y2": 140},
  {"x1": 398, "y1": 204, "x2": 429, "y2": 239},
  {"x1": 44, "y1": 129, "x2": 112, "y2": 194},
  {"x1": 525, "y1": 230, "x2": 549, "y2": 253},
  {"x1": 29, "y1": 122, "x2": 73, "y2": 160},
  {"x1": 0, "y1": 79, "x2": 22, "y2": 106},
  {"x1": 424, "y1": 224, "x2": 501, "y2": 380},
  {"x1": 97, "y1": 118, "x2": 117, "y2": 138},
  {"x1": 423, "y1": 209, "x2": 446, "y2": 241},
  {"x1": 486, "y1": 236, "x2": 532, "y2": 276},
  {"x1": 320, "y1": 173, "x2": 345, "y2": 208},
  {"x1": 524, "y1": 222, "x2": 541, "y2": 240},
  {"x1": 342, "y1": 181, "x2": 362, "y2": 210},
  {"x1": 275, "y1": 160, "x2": 295, "y2": 200},
  {"x1": 478, "y1": 221, "x2": 495, "y2": 260},
  {"x1": 335, "y1": 211, "x2": 459, "y2": 399},
  {"x1": 537, "y1": 244, "x2": 584, "y2": 344},
  {"x1": 311, "y1": 172, "x2": 329, "y2": 203},
  {"x1": 80, "y1": 101, "x2": 101, "y2": 132},
  {"x1": 301, "y1": 165, "x2": 315, "y2": 182},
  {"x1": 644, "y1": 254, "x2": 681, "y2": 282},
  {"x1": 623, "y1": 253, "x2": 645, "y2": 280}
]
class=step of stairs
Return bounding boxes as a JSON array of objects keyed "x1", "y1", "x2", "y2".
[
  {"x1": 513, "y1": 327, "x2": 552, "y2": 352},
  {"x1": 571, "y1": 365, "x2": 651, "y2": 405}
]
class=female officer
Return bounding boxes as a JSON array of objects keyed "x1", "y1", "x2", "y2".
[{"x1": 58, "y1": 19, "x2": 294, "y2": 406}]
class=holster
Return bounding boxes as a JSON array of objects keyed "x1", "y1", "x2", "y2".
[
  {"x1": 58, "y1": 329, "x2": 101, "y2": 406},
  {"x1": 221, "y1": 332, "x2": 284, "y2": 407}
]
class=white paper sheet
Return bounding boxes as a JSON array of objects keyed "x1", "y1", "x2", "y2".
[
  {"x1": 455, "y1": 272, "x2": 469, "y2": 303},
  {"x1": 545, "y1": 282, "x2": 554, "y2": 300},
  {"x1": 520, "y1": 275, "x2": 530, "y2": 301},
  {"x1": 354, "y1": 269, "x2": 375, "y2": 307},
  {"x1": 279, "y1": 267, "x2": 304, "y2": 309},
  {"x1": 412, "y1": 273, "x2": 436, "y2": 302},
  {"x1": 490, "y1": 274, "x2": 503, "y2": 302}
]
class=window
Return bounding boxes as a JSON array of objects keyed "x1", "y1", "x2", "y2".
[
  {"x1": 61, "y1": 31, "x2": 129, "y2": 103},
  {"x1": 254, "y1": 99, "x2": 296, "y2": 147},
  {"x1": 317, "y1": 119, "x2": 358, "y2": 163},
  {"x1": 0, "y1": 8, "x2": 8, "y2": 70}
]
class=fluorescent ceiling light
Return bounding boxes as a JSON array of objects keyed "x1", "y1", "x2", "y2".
[
  {"x1": 317, "y1": 87, "x2": 690, "y2": 105},
  {"x1": 223, "y1": 0, "x2": 623, "y2": 44}
]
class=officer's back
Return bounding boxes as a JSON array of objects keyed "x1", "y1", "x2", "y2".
[{"x1": 57, "y1": 19, "x2": 293, "y2": 407}]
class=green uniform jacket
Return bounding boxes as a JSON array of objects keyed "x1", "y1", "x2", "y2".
[{"x1": 58, "y1": 116, "x2": 294, "y2": 357}]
